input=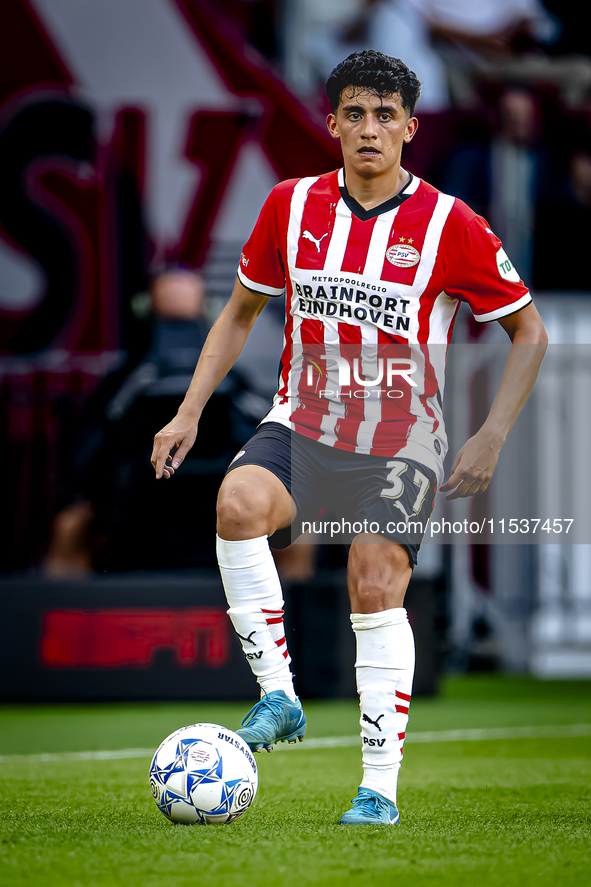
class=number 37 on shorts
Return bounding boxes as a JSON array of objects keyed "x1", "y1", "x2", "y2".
[{"x1": 379, "y1": 460, "x2": 434, "y2": 521}]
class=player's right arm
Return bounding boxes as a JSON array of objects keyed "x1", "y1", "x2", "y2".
[{"x1": 150, "y1": 278, "x2": 268, "y2": 479}]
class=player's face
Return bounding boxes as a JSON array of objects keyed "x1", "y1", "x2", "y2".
[{"x1": 327, "y1": 89, "x2": 418, "y2": 178}]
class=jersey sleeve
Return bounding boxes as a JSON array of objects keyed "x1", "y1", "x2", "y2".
[
  {"x1": 445, "y1": 214, "x2": 532, "y2": 322},
  {"x1": 237, "y1": 184, "x2": 291, "y2": 297}
]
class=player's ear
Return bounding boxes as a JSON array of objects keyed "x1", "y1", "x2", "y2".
[
  {"x1": 327, "y1": 113, "x2": 340, "y2": 140},
  {"x1": 404, "y1": 116, "x2": 419, "y2": 144}
]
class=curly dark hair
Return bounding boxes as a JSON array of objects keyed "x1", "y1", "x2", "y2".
[{"x1": 326, "y1": 50, "x2": 421, "y2": 116}]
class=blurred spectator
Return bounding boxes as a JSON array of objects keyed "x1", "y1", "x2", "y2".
[
  {"x1": 291, "y1": 0, "x2": 449, "y2": 108},
  {"x1": 365, "y1": 0, "x2": 450, "y2": 111},
  {"x1": 286, "y1": 0, "x2": 365, "y2": 96},
  {"x1": 294, "y1": 0, "x2": 590, "y2": 114},
  {"x1": 367, "y1": 0, "x2": 559, "y2": 107},
  {"x1": 418, "y1": 0, "x2": 591, "y2": 109},
  {"x1": 534, "y1": 146, "x2": 591, "y2": 290},
  {"x1": 44, "y1": 268, "x2": 258, "y2": 576},
  {"x1": 412, "y1": 0, "x2": 554, "y2": 58},
  {"x1": 442, "y1": 85, "x2": 549, "y2": 285}
]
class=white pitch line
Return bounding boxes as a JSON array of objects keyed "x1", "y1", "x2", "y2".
[
  {"x1": 298, "y1": 723, "x2": 591, "y2": 750},
  {"x1": 0, "y1": 748, "x2": 156, "y2": 764},
  {"x1": 0, "y1": 724, "x2": 589, "y2": 765}
]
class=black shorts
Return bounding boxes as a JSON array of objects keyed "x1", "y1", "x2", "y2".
[{"x1": 225, "y1": 422, "x2": 437, "y2": 566}]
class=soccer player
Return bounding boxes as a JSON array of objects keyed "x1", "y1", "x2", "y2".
[{"x1": 151, "y1": 50, "x2": 547, "y2": 825}]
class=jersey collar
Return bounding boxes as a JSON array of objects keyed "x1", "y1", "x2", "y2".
[{"x1": 337, "y1": 168, "x2": 420, "y2": 221}]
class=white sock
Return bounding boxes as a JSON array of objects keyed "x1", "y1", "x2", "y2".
[
  {"x1": 216, "y1": 534, "x2": 296, "y2": 701},
  {"x1": 351, "y1": 607, "x2": 415, "y2": 806}
]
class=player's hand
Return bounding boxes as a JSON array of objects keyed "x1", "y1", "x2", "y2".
[
  {"x1": 440, "y1": 431, "x2": 502, "y2": 500},
  {"x1": 151, "y1": 416, "x2": 198, "y2": 479}
]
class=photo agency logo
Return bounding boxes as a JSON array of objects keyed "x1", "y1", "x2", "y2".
[{"x1": 306, "y1": 354, "x2": 418, "y2": 399}]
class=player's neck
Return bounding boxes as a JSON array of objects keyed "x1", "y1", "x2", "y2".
[{"x1": 344, "y1": 163, "x2": 410, "y2": 211}]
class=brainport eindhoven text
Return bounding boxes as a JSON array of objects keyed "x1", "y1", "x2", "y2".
[
  {"x1": 294, "y1": 279, "x2": 411, "y2": 332},
  {"x1": 300, "y1": 518, "x2": 575, "y2": 538}
]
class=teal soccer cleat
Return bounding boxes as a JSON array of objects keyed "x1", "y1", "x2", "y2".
[
  {"x1": 237, "y1": 690, "x2": 306, "y2": 753},
  {"x1": 338, "y1": 788, "x2": 400, "y2": 825}
]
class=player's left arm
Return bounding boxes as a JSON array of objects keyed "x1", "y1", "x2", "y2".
[{"x1": 441, "y1": 303, "x2": 548, "y2": 500}]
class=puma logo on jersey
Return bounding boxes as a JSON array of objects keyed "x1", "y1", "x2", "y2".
[
  {"x1": 302, "y1": 230, "x2": 329, "y2": 252},
  {"x1": 362, "y1": 712, "x2": 385, "y2": 732},
  {"x1": 237, "y1": 630, "x2": 257, "y2": 647},
  {"x1": 393, "y1": 499, "x2": 412, "y2": 520}
]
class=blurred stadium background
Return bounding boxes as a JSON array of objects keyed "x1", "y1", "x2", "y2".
[{"x1": 1, "y1": 0, "x2": 591, "y2": 705}]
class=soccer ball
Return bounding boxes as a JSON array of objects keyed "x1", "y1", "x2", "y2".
[{"x1": 149, "y1": 723, "x2": 258, "y2": 824}]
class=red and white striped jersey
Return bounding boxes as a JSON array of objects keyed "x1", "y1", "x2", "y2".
[{"x1": 237, "y1": 169, "x2": 531, "y2": 480}]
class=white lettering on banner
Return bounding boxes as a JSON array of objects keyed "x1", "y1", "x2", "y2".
[
  {"x1": 296, "y1": 297, "x2": 411, "y2": 332},
  {"x1": 292, "y1": 274, "x2": 413, "y2": 335}
]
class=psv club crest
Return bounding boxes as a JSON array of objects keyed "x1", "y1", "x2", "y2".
[{"x1": 386, "y1": 238, "x2": 421, "y2": 268}]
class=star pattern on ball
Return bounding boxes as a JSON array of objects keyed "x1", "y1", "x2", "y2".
[
  {"x1": 186, "y1": 755, "x2": 224, "y2": 793},
  {"x1": 150, "y1": 726, "x2": 258, "y2": 825},
  {"x1": 207, "y1": 778, "x2": 247, "y2": 815},
  {"x1": 158, "y1": 787, "x2": 190, "y2": 820},
  {"x1": 152, "y1": 739, "x2": 222, "y2": 786},
  {"x1": 150, "y1": 750, "x2": 185, "y2": 784}
]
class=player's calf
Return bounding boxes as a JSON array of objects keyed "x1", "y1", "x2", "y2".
[
  {"x1": 349, "y1": 607, "x2": 414, "y2": 813},
  {"x1": 217, "y1": 533, "x2": 297, "y2": 700},
  {"x1": 216, "y1": 465, "x2": 302, "y2": 751}
]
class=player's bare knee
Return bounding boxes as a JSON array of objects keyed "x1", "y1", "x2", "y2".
[
  {"x1": 216, "y1": 481, "x2": 273, "y2": 540},
  {"x1": 348, "y1": 539, "x2": 411, "y2": 612},
  {"x1": 350, "y1": 576, "x2": 404, "y2": 612},
  {"x1": 216, "y1": 487, "x2": 257, "y2": 538}
]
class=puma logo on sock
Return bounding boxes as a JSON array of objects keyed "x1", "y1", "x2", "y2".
[
  {"x1": 362, "y1": 712, "x2": 385, "y2": 732},
  {"x1": 237, "y1": 630, "x2": 257, "y2": 647}
]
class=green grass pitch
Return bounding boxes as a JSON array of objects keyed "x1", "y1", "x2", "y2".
[{"x1": 1, "y1": 676, "x2": 590, "y2": 887}]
